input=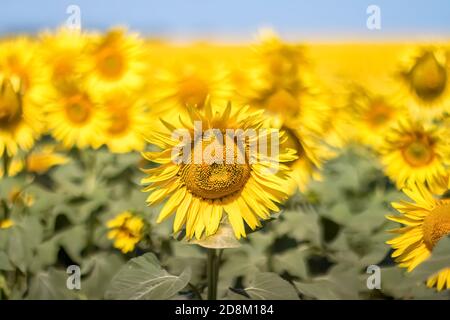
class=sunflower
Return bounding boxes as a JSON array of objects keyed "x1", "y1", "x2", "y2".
[
  {"x1": 38, "y1": 28, "x2": 89, "y2": 85},
  {"x1": 380, "y1": 120, "x2": 450, "y2": 193},
  {"x1": 81, "y1": 28, "x2": 146, "y2": 92},
  {"x1": 386, "y1": 183, "x2": 450, "y2": 291},
  {"x1": 242, "y1": 32, "x2": 330, "y2": 192},
  {"x1": 0, "y1": 144, "x2": 69, "y2": 177},
  {"x1": 101, "y1": 90, "x2": 148, "y2": 153},
  {"x1": 141, "y1": 101, "x2": 296, "y2": 240},
  {"x1": 107, "y1": 211, "x2": 144, "y2": 253},
  {"x1": 0, "y1": 219, "x2": 13, "y2": 229},
  {"x1": 397, "y1": 47, "x2": 450, "y2": 118},
  {"x1": 149, "y1": 56, "x2": 233, "y2": 119},
  {"x1": 45, "y1": 82, "x2": 108, "y2": 149},
  {"x1": 349, "y1": 85, "x2": 405, "y2": 148},
  {"x1": 0, "y1": 38, "x2": 44, "y2": 156}
]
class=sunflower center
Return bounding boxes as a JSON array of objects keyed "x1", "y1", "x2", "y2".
[
  {"x1": 108, "y1": 108, "x2": 130, "y2": 136},
  {"x1": 65, "y1": 94, "x2": 92, "y2": 125},
  {"x1": 422, "y1": 201, "x2": 450, "y2": 250},
  {"x1": 181, "y1": 138, "x2": 251, "y2": 200},
  {"x1": 0, "y1": 79, "x2": 22, "y2": 128},
  {"x1": 410, "y1": 52, "x2": 447, "y2": 101},
  {"x1": 365, "y1": 101, "x2": 392, "y2": 128},
  {"x1": 178, "y1": 76, "x2": 209, "y2": 107},
  {"x1": 97, "y1": 49, "x2": 126, "y2": 80},
  {"x1": 402, "y1": 138, "x2": 434, "y2": 167},
  {"x1": 265, "y1": 89, "x2": 299, "y2": 117}
]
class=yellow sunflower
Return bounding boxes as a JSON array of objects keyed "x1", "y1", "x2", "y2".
[
  {"x1": 242, "y1": 32, "x2": 330, "y2": 192},
  {"x1": 38, "y1": 28, "x2": 89, "y2": 85},
  {"x1": 0, "y1": 38, "x2": 44, "y2": 156},
  {"x1": 0, "y1": 219, "x2": 13, "y2": 229},
  {"x1": 81, "y1": 28, "x2": 146, "y2": 92},
  {"x1": 397, "y1": 47, "x2": 450, "y2": 118},
  {"x1": 387, "y1": 183, "x2": 450, "y2": 291},
  {"x1": 149, "y1": 56, "x2": 233, "y2": 119},
  {"x1": 349, "y1": 85, "x2": 405, "y2": 148},
  {"x1": 101, "y1": 90, "x2": 148, "y2": 153},
  {"x1": 141, "y1": 101, "x2": 296, "y2": 240},
  {"x1": 107, "y1": 211, "x2": 144, "y2": 253},
  {"x1": 0, "y1": 144, "x2": 69, "y2": 177},
  {"x1": 45, "y1": 82, "x2": 108, "y2": 149},
  {"x1": 380, "y1": 120, "x2": 450, "y2": 193}
]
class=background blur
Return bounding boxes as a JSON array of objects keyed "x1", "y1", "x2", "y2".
[{"x1": 1, "y1": 0, "x2": 450, "y2": 41}]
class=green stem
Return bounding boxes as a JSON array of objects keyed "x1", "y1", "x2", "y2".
[
  {"x1": 2, "y1": 152, "x2": 10, "y2": 177},
  {"x1": 207, "y1": 248, "x2": 219, "y2": 300}
]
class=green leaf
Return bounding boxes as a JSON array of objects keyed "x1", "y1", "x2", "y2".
[
  {"x1": 105, "y1": 253, "x2": 191, "y2": 300},
  {"x1": 242, "y1": 272, "x2": 299, "y2": 300},
  {"x1": 27, "y1": 269, "x2": 78, "y2": 300},
  {"x1": 81, "y1": 253, "x2": 124, "y2": 299},
  {"x1": 0, "y1": 251, "x2": 13, "y2": 271}
]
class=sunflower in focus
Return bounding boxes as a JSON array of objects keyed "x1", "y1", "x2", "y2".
[
  {"x1": 101, "y1": 90, "x2": 149, "y2": 153},
  {"x1": 38, "y1": 28, "x2": 89, "y2": 85},
  {"x1": 380, "y1": 120, "x2": 450, "y2": 193},
  {"x1": 141, "y1": 101, "x2": 297, "y2": 240},
  {"x1": 387, "y1": 183, "x2": 450, "y2": 291},
  {"x1": 45, "y1": 82, "x2": 108, "y2": 149},
  {"x1": 81, "y1": 28, "x2": 146, "y2": 92},
  {"x1": 397, "y1": 47, "x2": 450, "y2": 118},
  {"x1": 0, "y1": 38, "x2": 44, "y2": 156},
  {"x1": 107, "y1": 211, "x2": 144, "y2": 253}
]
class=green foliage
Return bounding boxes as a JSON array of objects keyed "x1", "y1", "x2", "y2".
[{"x1": 1, "y1": 145, "x2": 449, "y2": 300}]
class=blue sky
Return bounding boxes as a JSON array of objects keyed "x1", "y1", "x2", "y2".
[{"x1": 1, "y1": 0, "x2": 449, "y2": 41}]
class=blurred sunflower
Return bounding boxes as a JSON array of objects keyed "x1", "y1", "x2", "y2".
[
  {"x1": 380, "y1": 120, "x2": 450, "y2": 193},
  {"x1": 398, "y1": 47, "x2": 450, "y2": 118},
  {"x1": 349, "y1": 85, "x2": 404, "y2": 148},
  {"x1": 0, "y1": 38, "x2": 44, "y2": 156},
  {"x1": 82, "y1": 28, "x2": 146, "y2": 92},
  {"x1": 38, "y1": 28, "x2": 89, "y2": 85},
  {"x1": 101, "y1": 91, "x2": 148, "y2": 153},
  {"x1": 45, "y1": 82, "x2": 108, "y2": 149},
  {"x1": 107, "y1": 211, "x2": 144, "y2": 253},
  {"x1": 0, "y1": 219, "x2": 13, "y2": 229},
  {"x1": 150, "y1": 58, "x2": 233, "y2": 119},
  {"x1": 387, "y1": 183, "x2": 450, "y2": 291},
  {"x1": 141, "y1": 101, "x2": 296, "y2": 240},
  {"x1": 0, "y1": 144, "x2": 69, "y2": 177},
  {"x1": 242, "y1": 31, "x2": 330, "y2": 192}
]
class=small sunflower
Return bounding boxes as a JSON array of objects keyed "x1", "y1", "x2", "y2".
[
  {"x1": 38, "y1": 28, "x2": 89, "y2": 85},
  {"x1": 45, "y1": 82, "x2": 108, "y2": 149},
  {"x1": 26, "y1": 144, "x2": 70, "y2": 174},
  {"x1": 397, "y1": 47, "x2": 450, "y2": 118},
  {"x1": 0, "y1": 219, "x2": 13, "y2": 229},
  {"x1": 0, "y1": 38, "x2": 44, "y2": 156},
  {"x1": 107, "y1": 211, "x2": 144, "y2": 253},
  {"x1": 380, "y1": 120, "x2": 450, "y2": 193},
  {"x1": 101, "y1": 90, "x2": 149, "y2": 153},
  {"x1": 141, "y1": 101, "x2": 296, "y2": 240},
  {"x1": 387, "y1": 183, "x2": 450, "y2": 291},
  {"x1": 350, "y1": 85, "x2": 405, "y2": 148},
  {"x1": 81, "y1": 28, "x2": 146, "y2": 92}
]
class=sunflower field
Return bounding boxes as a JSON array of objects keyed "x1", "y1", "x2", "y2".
[{"x1": 1, "y1": 26, "x2": 450, "y2": 301}]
